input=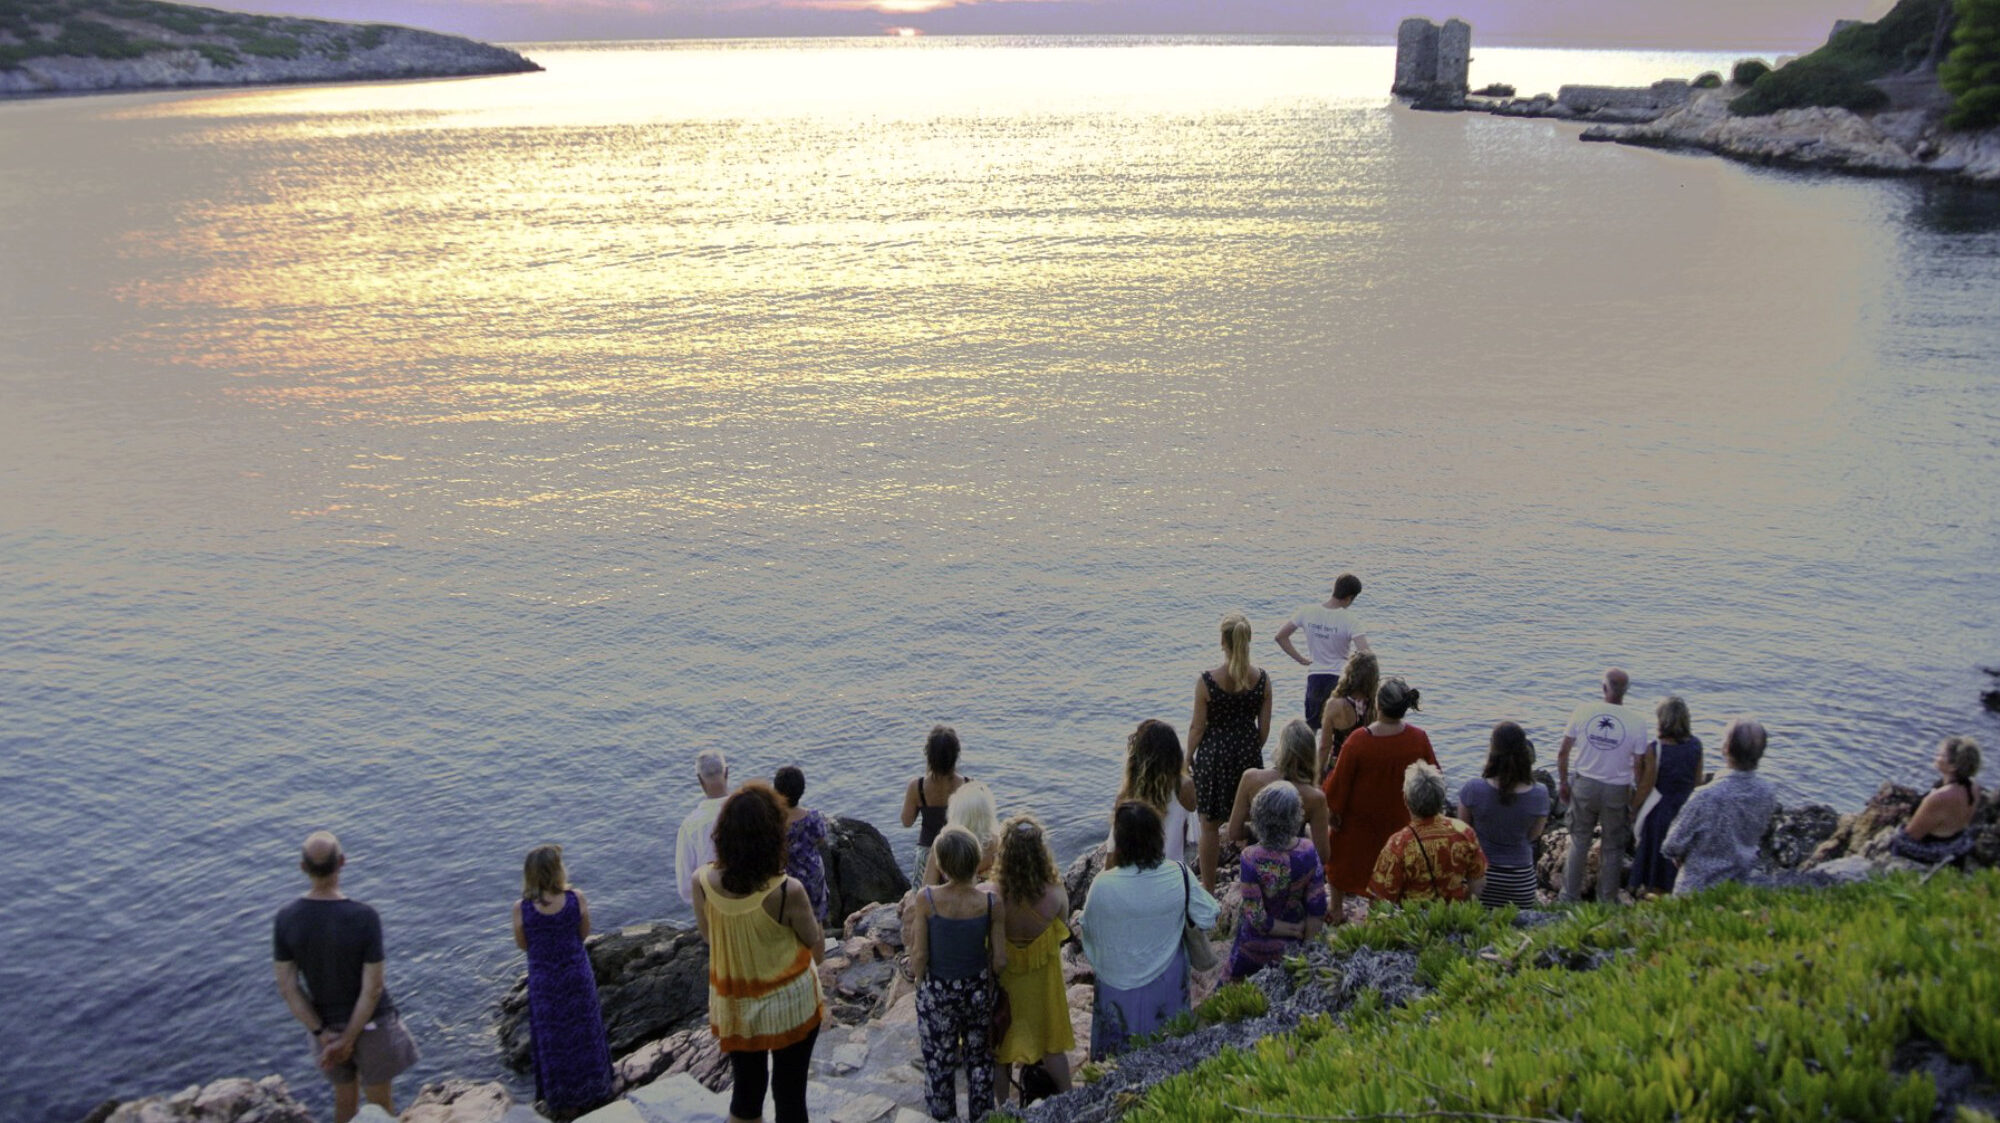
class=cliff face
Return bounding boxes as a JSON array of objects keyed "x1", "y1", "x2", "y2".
[{"x1": 0, "y1": 1, "x2": 539, "y2": 98}]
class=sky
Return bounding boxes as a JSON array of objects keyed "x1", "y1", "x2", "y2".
[{"x1": 205, "y1": 0, "x2": 1897, "y2": 50}]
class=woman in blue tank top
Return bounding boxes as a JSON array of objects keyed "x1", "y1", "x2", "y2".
[{"x1": 909, "y1": 826, "x2": 1007, "y2": 1121}]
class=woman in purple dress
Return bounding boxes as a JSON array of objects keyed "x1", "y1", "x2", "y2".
[
  {"x1": 512, "y1": 845, "x2": 615, "y2": 1119},
  {"x1": 1226, "y1": 782, "x2": 1327, "y2": 981},
  {"x1": 775, "y1": 766, "x2": 830, "y2": 923},
  {"x1": 1628, "y1": 696, "x2": 1704, "y2": 897}
]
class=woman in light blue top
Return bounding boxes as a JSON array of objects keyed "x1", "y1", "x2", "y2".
[{"x1": 1078, "y1": 802, "x2": 1218, "y2": 1060}]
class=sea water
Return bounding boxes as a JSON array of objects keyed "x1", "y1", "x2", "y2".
[{"x1": 2, "y1": 37, "x2": 1997, "y2": 1122}]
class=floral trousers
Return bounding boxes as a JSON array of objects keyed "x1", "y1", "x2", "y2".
[{"x1": 915, "y1": 972, "x2": 995, "y2": 1121}]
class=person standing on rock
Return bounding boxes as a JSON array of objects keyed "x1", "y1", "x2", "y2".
[
  {"x1": 512, "y1": 845, "x2": 614, "y2": 1119},
  {"x1": 272, "y1": 831, "x2": 420, "y2": 1123},
  {"x1": 1274, "y1": 574, "x2": 1372, "y2": 733},
  {"x1": 1556, "y1": 668, "x2": 1650, "y2": 903},
  {"x1": 676, "y1": 749, "x2": 730, "y2": 905},
  {"x1": 901, "y1": 725, "x2": 969, "y2": 886}
]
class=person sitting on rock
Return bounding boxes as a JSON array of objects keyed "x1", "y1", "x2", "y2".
[
  {"x1": 901, "y1": 725, "x2": 969, "y2": 885},
  {"x1": 1367, "y1": 761, "x2": 1486, "y2": 906},
  {"x1": 1661, "y1": 719, "x2": 1777, "y2": 895},
  {"x1": 1891, "y1": 736, "x2": 1982, "y2": 865}
]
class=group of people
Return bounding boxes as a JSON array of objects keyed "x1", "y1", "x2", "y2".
[{"x1": 268, "y1": 572, "x2": 1987, "y2": 1123}]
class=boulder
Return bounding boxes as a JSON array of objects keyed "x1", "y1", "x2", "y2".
[
  {"x1": 102, "y1": 1076, "x2": 313, "y2": 1123},
  {"x1": 1062, "y1": 842, "x2": 1110, "y2": 906},
  {"x1": 1804, "y1": 783, "x2": 1923, "y2": 869},
  {"x1": 825, "y1": 817, "x2": 910, "y2": 927},
  {"x1": 1761, "y1": 803, "x2": 1841, "y2": 869},
  {"x1": 499, "y1": 921, "x2": 710, "y2": 1071},
  {"x1": 402, "y1": 1081, "x2": 516, "y2": 1123},
  {"x1": 614, "y1": 1025, "x2": 730, "y2": 1094}
]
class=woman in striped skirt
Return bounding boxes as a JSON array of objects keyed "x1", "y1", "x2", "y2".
[{"x1": 1456, "y1": 722, "x2": 1551, "y2": 908}]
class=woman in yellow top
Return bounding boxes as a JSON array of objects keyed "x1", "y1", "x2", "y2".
[
  {"x1": 992, "y1": 815, "x2": 1075, "y2": 1103},
  {"x1": 691, "y1": 782, "x2": 826, "y2": 1123}
]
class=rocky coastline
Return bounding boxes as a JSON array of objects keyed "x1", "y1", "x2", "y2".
[
  {"x1": 85, "y1": 781, "x2": 1999, "y2": 1123},
  {"x1": 0, "y1": 3, "x2": 538, "y2": 99}
]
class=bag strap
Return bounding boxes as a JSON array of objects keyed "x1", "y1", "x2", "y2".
[
  {"x1": 1410, "y1": 828, "x2": 1438, "y2": 896},
  {"x1": 776, "y1": 878, "x2": 788, "y2": 925},
  {"x1": 1180, "y1": 865, "x2": 1193, "y2": 926}
]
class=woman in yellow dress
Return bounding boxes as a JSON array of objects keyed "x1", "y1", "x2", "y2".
[{"x1": 991, "y1": 815, "x2": 1075, "y2": 1103}]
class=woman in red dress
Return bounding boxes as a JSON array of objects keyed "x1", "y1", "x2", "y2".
[{"x1": 1320, "y1": 677, "x2": 1437, "y2": 922}]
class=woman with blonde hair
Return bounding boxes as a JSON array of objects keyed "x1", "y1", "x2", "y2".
[
  {"x1": 512, "y1": 845, "x2": 614, "y2": 1118},
  {"x1": 1107, "y1": 718, "x2": 1197, "y2": 866},
  {"x1": 992, "y1": 816, "x2": 1075, "y2": 1102},
  {"x1": 1892, "y1": 736, "x2": 1982, "y2": 864},
  {"x1": 1223, "y1": 719, "x2": 1331, "y2": 865},
  {"x1": 922, "y1": 779, "x2": 1001, "y2": 885},
  {"x1": 1316, "y1": 651, "x2": 1380, "y2": 780},
  {"x1": 1189, "y1": 612, "x2": 1272, "y2": 891},
  {"x1": 1627, "y1": 696, "x2": 1703, "y2": 897}
]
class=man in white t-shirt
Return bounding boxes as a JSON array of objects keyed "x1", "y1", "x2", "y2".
[
  {"x1": 673, "y1": 749, "x2": 730, "y2": 905},
  {"x1": 1556, "y1": 668, "x2": 1650, "y2": 903},
  {"x1": 1273, "y1": 573, "x2": 1372, "y2": 731}
]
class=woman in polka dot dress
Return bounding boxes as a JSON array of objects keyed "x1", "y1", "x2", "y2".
[{"x1": 1188, "y1": 612, "x2": 1272, "y2": 892}]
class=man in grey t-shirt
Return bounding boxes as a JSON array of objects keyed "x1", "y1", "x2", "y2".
[
  {"x1": 1556, "y1": 668, "x2": 1651, "y2": 904},
  {"x1": 273, "y1": 832, "x2": 419, "y2": 1123}
]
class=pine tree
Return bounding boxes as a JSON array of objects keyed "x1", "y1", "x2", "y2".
[{"x1": 1942, "y1": 0, "x2": 2000, "y2": 128}]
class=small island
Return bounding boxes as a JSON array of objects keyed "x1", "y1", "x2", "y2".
[{"x1": 0, "y1": 0, "x2": 540, "y2": 98}]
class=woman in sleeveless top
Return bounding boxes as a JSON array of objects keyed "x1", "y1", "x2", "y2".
[
  {"x1": 1892, "y1": 736, "x2": 1982, "y2": 864},
  {"x1": 901, "y1": 724, "x2": 968, "y2": 885},
  {"x1": 774, "y1": 766, "x2": 830, "y2": 923},
  {"x1": 1189, "y1": 613, "x2": 1272, "y2": 891},
  {"x1": 1315, "y1": 651, "x2": 1380, "y2": 781},
  {"x1": 1224, "y1": 719, "x2": 1333, "y2": 866},
  {"x1": 1627, "y1": 697, "x2": 1703, "y2": 897},
  {"x1": 992, "y1": 816, "x2": 1075, "y2": 1102},
  {"x1": 1322, "y1": 677, "x2": 1437, "y2": 922},
  {"x1": 910, "y1": 827, "x2": 1006, "y2": 1121},
  {"x1": 512, "y1": 845, "x2": 614, "y2": 1119},
  {"x1": 1107, "y1": 719, "x2": 1196, "y2": 867},
  {"x1": 692, "y1": 783, "x2": 825, "y2": 1123},
  {"x1": 1458, "y1": 722, "x2": 1551, "y2": 908}
]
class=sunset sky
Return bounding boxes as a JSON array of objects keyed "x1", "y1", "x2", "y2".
[{"x1": 208, "y1": 0, "x2": 1895, "y2": 49}]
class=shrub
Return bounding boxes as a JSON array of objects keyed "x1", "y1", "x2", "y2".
[
  {"x1": 1124, "y1": 871, "x2": 1999, "y2": 1123},
  {"x1": 194, "y1": 41, "x2": 238, "y2": 67},
  {"x1": 1693, "y1": 71, "x2": 1723, "y2": 88},
  {"x1": 234, "y1": 32, "x2": 302, "y2": 59},
  {"x1": 1194, "y1": 981, "x2": 1268, "y2": 1025},
  {"x1": 54, "y1": 17, "x2": 146, "y2": 60},
  {"x1": 1733, "y1": 58, "x2": 1773, "y2": 85},
  {"x1": 353, "y1": 24, "x2": 389, "y2": 50},
  {"x1": 1731, "y1": 54, "x2": 1892, "y2": 114},
  {"x1": 1942, "y1": 0, "x2": 2000, "y2": 128}
]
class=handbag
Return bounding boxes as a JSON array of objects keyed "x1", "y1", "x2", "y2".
[{"x1": 1179, "y1": 866, "x2": 1220, "y2": 971}]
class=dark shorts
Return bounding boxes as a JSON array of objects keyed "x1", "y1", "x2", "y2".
[
  {"x1": 317, "y1": 1012, "x2": 420, "y2": 1086},
  {"x1": 1304, "y1": 674, "x2": 1340, "y2": 730}
]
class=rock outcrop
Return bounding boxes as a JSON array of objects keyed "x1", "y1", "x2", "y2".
[
  {"x1": 823, "y1": 815, "x2": 910, "y2": 928},
  {"x1": 92, "y1": 1076, "x2": 314, "y2": 1123},
  {"x1": 0, "y1": 6, "x2": 538, "y2": 99},
  {"x1": 498, "y1": 921, "x2": 710, "y2": 1073}
]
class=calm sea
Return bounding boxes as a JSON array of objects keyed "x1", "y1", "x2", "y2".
[{"x1": 2, "y1": 36, "x2": 1996, "y2": 1123}]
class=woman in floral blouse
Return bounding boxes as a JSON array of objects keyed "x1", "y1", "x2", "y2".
[
  {"x1": 1227, "y1": 782, "x2": 1328, "y2": 980},
  {"x1": 1368, "y1": 761, "x2": 1486, "y2": 905}
]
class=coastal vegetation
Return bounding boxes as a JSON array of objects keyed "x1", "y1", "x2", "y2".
[
  {"x1": 1943, "y1": 0, "x2": 2000, "y2": 126},
  {"x1": 0, "y1": 0, "x2": 390, "y2": 70},
  {"x1": 1119, "y1": 871, "x2": 1999, "y2": 1123},
  {"x1": 1729, "y1": 0, "x2": 1948, "y2": 115}
]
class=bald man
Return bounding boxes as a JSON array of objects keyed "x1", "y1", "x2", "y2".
[
  {"x1": 1556, "y1": 668, "x2": 1651, "y2": 904},
  {"x1": 273, "y1": 832, "x2": 419, "y2": 1123}
]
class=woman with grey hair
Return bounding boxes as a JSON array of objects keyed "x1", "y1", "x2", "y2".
[
  {"x1": 1225, "y1": 782, "x2": 1328, "y2": 980},
  {"x1": 1367, "y1": 762, "x2": 1486, "y2": 905},
  {"x1": 1223, "y1": 719, "x2": 1332, "y2": 865},
  {"x1": 1661, "y1": 719, "x2": 1778, "y2": 894}
]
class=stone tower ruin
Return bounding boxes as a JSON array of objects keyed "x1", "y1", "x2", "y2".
[{"x1": 1392, "y1": 17, "x2": 1471, "y2": 101}]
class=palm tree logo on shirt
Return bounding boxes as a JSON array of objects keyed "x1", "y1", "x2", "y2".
[{"x1": 1586, "y1": 715, "x2": 1625, "y2": 753}]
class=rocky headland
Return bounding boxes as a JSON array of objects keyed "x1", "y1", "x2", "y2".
[
  {"x1": 83, "y1": 782, "x2": 2000, "y2": 1123},
  {"x1": 1395, "y1": 4, "x2": 2000, "y2": 186},
  {"x1": 0, "y1": 0, "x2": 538, "y2": 99}
]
